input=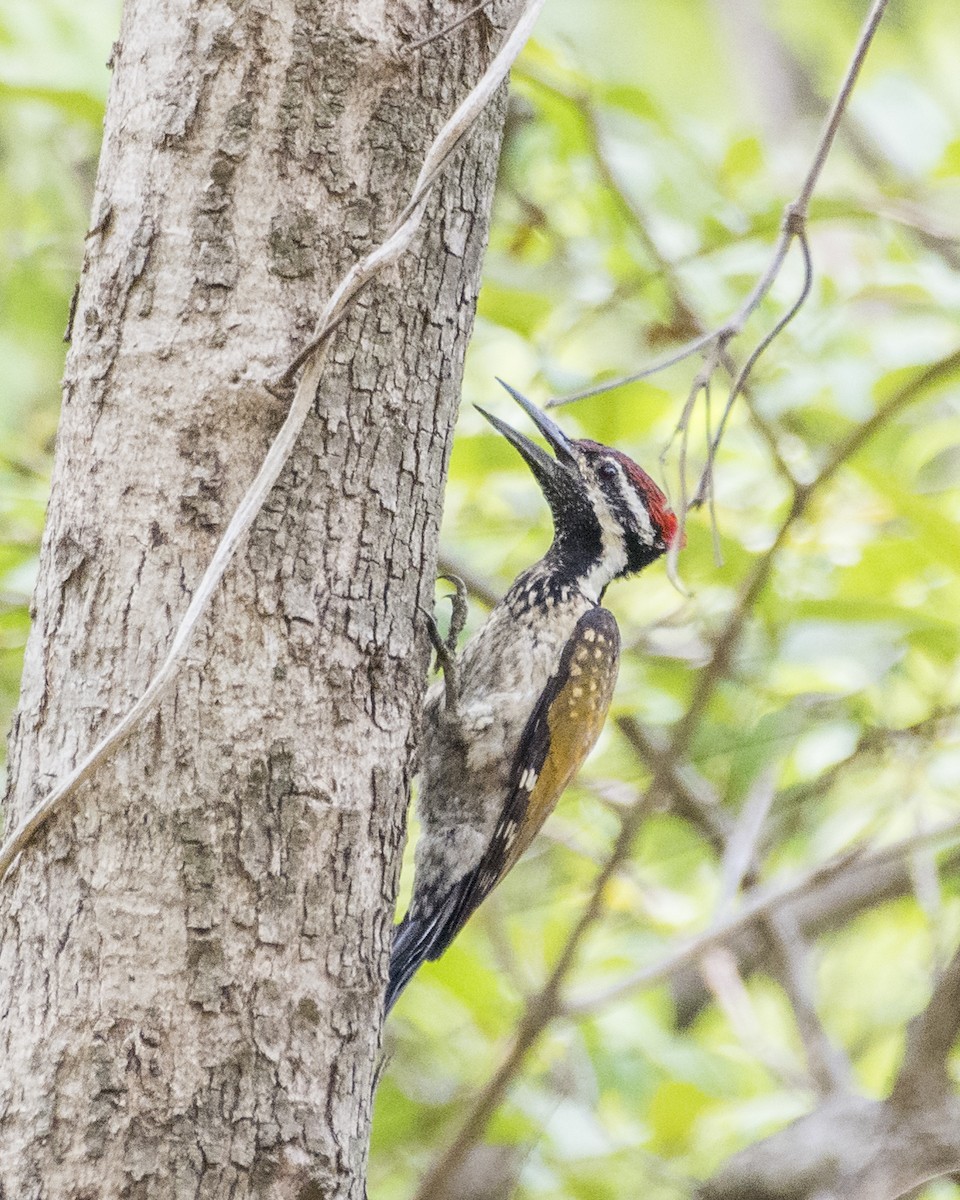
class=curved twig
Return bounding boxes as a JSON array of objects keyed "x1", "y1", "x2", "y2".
[{"x1": 692, "y1": 227, "x2": 813, "y2": 507}]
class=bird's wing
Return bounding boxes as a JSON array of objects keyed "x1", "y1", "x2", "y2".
[{"x1": 386, "y1": 607, "x2": 620, "y2": 1010}]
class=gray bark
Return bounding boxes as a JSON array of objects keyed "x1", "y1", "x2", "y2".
[{"x1": 0, "y1": 1, "x2": 506, "y2": 1196}]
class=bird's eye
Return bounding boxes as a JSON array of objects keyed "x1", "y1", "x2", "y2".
[{"x1": 597, "y1": 459, "x2": 619, "y2": 481}]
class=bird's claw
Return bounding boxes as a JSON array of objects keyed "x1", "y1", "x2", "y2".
[{"x1": 427, "y1": 574, "x2": 467, "y2": 714}]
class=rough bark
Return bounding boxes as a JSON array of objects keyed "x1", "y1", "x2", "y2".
[{"x1": 0, "y1": 1, "x2": 506, "y2": 1196}]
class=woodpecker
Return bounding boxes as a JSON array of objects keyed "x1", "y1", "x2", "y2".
[{"x1": 386, "y1": 380, "x2": 679, "y2": 1012}]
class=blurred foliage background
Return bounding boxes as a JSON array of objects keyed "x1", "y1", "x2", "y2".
[{"x1": 3, "y1": 0, "x2": 960, "y2": 1196}]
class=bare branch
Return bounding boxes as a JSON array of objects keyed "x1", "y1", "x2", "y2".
[
  {"x1": 536, "y1": 80, "x2": 797, "y2": 494},
  {"x1": 791, "y1": 0, "x2": 889, "y2": 216},
  {"x1": 615, "y1": 717, "x2": 730, "y2": 850},
  {"x1": 697, "y1": 1088, "x2": 960, "y2": 1200},
  {"x1": 564, "y1": 817, "x2": 960, "y2": 1016},
  {"x1": 548, "y1": 332, "x2": 720, "y2": 407},
  {"x1": 716, "y1": 768, "x2": 776, "y2": 911},
  {"x1": 621, "y1": 712, "x2": 960, "y2": 1091},
  {"x1": 763, "y1": 906, "x2": 854, "y2": 1097},
  {"x1": 700, "y1": 873, "x2": 960, "y2": 1197},
  {"x1": 604, "y1": 723, "x2": 882, "y2": 1103},
  {"x1": 818, "y1": 347, "x2": 960, "y2": 488},
  {"x1": 891, "y1": 942, "x2": 960, "y2": 1111},
  {"x1": 669, "y1": 853, "x2": 955, "y2": 1029},
  {"x1": 664, "y1": 346, "x2": 722, "y2": 587},
  {"x1": 699, "y1": 947, "x2": 808, "y2": 1089}
]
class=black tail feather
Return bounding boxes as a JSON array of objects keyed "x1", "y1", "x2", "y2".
[
  {"x1": 384, "y1": 879, "x2": 477, "y2": 1014},
  {"x1": 384, "y1": 915, "x2": 424, "y2": 1013}
]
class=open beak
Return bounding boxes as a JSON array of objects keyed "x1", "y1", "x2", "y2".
[{"x1": 475, "y1": 379, "x2": 578, "y2": 495}]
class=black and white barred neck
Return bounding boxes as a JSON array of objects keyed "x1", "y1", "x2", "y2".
[
  {"x1": 502, "y1": 437, "x2": 678, "y2": 615},
  {"x1": 476, "y1": 380, "x2": 679, "y2": 616}
]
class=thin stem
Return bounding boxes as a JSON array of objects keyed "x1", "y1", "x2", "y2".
[
  {"x1": 406, "y1": 0, "x2": 496, "y2": 54},
  {"x1": 793, "y1": 0, "x2": 889, "y2": 216},
  {"x1": 692, "y1": 227, "x2": 813, "y2": 507},
  {"x1": 547, "y1": 331, "x2": 719, "y2": 408}
]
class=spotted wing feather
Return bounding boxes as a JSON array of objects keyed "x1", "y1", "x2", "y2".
[{"x1": 386, "y1": 607, "x2": 620, "y2": 1011}]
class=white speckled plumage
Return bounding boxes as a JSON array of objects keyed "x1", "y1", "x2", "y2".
[
  {"x1": 412, "y1": 569, "x2": 595, "y2": 903},
  {"x1": 386, "y1": 382, "x2": 679, "y2": 1013}
]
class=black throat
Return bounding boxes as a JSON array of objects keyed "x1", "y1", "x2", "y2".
[{"x1": 505, "y1": 515, "x2": 610, "y2": 616}]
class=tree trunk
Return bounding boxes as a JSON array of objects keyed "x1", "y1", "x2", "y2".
[{"x1": 0, "y1": 1, "x2": 505, "y2": 1196}]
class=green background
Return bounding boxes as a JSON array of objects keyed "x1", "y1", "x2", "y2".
[{"x1": 2, "y1": 1, "x2": 959, "y2": 1196}]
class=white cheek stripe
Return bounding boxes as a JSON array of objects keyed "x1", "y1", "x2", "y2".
[
  {"x1": 579, "y1": 477, "x2": 629, "y2": 602},
  {"x1": 621, "y1": 480, "x2": 655, "y2": 545}
]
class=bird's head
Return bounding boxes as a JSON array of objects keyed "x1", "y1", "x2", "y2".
[{"x1": 477, "y1": 379, "x2": 680, "y2": 596}]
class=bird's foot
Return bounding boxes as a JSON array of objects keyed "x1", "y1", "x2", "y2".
[{"x1": 427, "y1": 574, "x2": 467, "y2": 713}]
